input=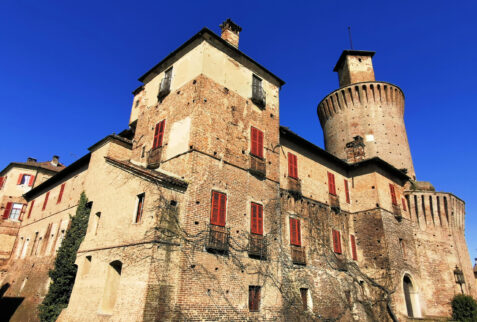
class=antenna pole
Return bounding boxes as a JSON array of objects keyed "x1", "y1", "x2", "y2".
[{"x1": 348, "y1": 26, "x2": 354, "y2": 50}]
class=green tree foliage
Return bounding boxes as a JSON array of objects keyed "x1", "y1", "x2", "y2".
[
  {"x1": 451, "y1": 294, "x2": 477, "y2": 322},
  {"x1": 38, "y1": 192, "x2": 91, "y2": 322}
]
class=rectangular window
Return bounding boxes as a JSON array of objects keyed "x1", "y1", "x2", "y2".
[
  {"x1": 251, "y1": 203, "x2": 263, "y2": 235},
  {"x1": 289, "y1": 217, "x2": 301, "y2": 246},
  {"x1": 344, "y1": 179, "x2": 350, "y2": 203},
  {"x1": 327, "y1": 172, "x2": 336, "y2": 196},
  {"x1": 350, "y1": 234, "x2": 358, "y2": 260},
  {"x1": 249, "y1": 286, "x2": 261, "y2": 312},
  {"x1": 401, "y1": 198, "x2": 407, "y2": 211},
  {"x1": 250, "y1": 127, "x2": 264, "y2": 158},
  {"x1": 57, "y1": 183, "x2": 66, "y2": 204},
  {"x1": 389, "y1": 184, "x2": 397, "y2": 205},
  {"x1": 287, "y1": 152, "x2": 298, "y2": 179},
  {"x1": 332, "y1": 229, "x2": 342, "y2": 254},
  {"x1": 135, "y1": 194, "x2": 145, "y2": 223},
  {"x1": 27, "y1": 200, "x2": 35, "y2": 218},
  {"x1": 300, "y1": 288, "x2": 308, "y2": 310},
  {"x1": 210, "y1": 191, "x2": 227, "y2": 227},
  {"x1": 3, "y1": 203, "x2": 23, "y2": 221},
  {"x1": 153, "y1": 119, "x2": 166, "y2": 149},
  {"x1": 18, "y1": 174, "x2": 33, "y2": 186},
  {"x1": 42, "y1": 192, "x2": 50, "y2": 211}
]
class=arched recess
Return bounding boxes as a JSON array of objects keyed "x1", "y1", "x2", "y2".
[
  {"x1": 403, "y1": 274, "x2": 421, "y2": 318},
  {"x1": 100, "y1": 260, "x2": 122, "y2": 314}
]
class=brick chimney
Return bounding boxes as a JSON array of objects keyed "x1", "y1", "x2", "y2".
[
  {"x1": 51, "y1": 155, "x2": 59, "y2": 166},
  {"x1": 219, "y1": 19, "x2": 242, "y2": 48}
]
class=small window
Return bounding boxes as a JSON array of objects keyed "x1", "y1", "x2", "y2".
[
  {"x1": 153, "y1": 120, "x2": 166, "y2": 149},
  {"x1": 389, "y1": 184, "x2": 398, "y2": 205},
  {"x1": 332, "y1": 230, "x2": 342, "y2": 254},
  {"x1": 57, "y1": 183, "x2": 66, "y2": 204},
  {"x1": 249, "y1": 286, "x2": 261, "y2": 312},
  {"x1": 350, "y1": 234, "x2": 358, "y2": 260},
  {"x1": 250, "y1": 127, "x2": 264, "y2": 158},
  {"x1": 327, "y1": 172, "x2": 336, "y2": 196},
  {"x1": 300, "y1": 288, "x2": 308, "y2": 310},
  {"x1": 250, "y1": 203, "x2": 263, "y2": 235},
  {"x1": 399, "y1": 238, "x2": 406, "y2": 258},
  {"x1": 251, "y1": 75, "x2": 266, "y2": 108},
  {"x1": 4, "y1": 203, "x2": 24, "y2": 221},
  {"x1": 42, "y1": 192, "x2": 50, "y2": 211},
  {"x1": 135, "y1": 194, "x2": 145, "y2": 223},
  {"x1": 210, "y1": 191, "x2": 227, "y2": 226},
  {"x1": 158, "y1": 67, "x2": 173, "y2": 100},
  {"x1": 344, "y1": 179, "x2": 350, "y2": 204},
  {"x1": 18, "y1": 174, "x2": 32, "y2": 186},
  {"x1": 289, "y1": 217, "x2": 301, "y2": 246},
  {"x1": 287, "y1": 152, "x2": 298, "y2": 179}
]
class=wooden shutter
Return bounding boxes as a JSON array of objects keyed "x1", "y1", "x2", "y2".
[
  {"x1": 350, "y1": 234, "x2": 358, "y2": 260},
  {"x1": 153, "y1": 120, "x2": 166, "y2": 149},
  {"x1": 288, "y1": 152, "x2": 298, "y2": 179},
  {"x1": 42, "y1": 192, "x2": 50, "y2": 211},
  {"x1": 2, "y1": 202, "x2": 12, "y2": 219},
  {"x1": 28, "y1": 175, "x2": 35, "y2": 186},
  {"x1": 28, "y1": 200, "x2": 35, "y2": 218},
  {"x1": 344, "y1": 179, "x2": 350, "y2": 203},
  {"x1": 136, "y1": 194, "x2": 144, "y2": 223},
  {"x1": 249, "y1": 286, "x2": 260, "y2": 312},
  {"x1": 300, "y1": 288, "x2": 308, "y2": 310},
  {"x1": 57, "y1": 183, "x2": 66, "y2": 204},
  {"x1": 251, "y1": 203, "x2": 263, "y2": 235},
  {"x1": 389, "y1": 184, "x2": 397, "y2": 205},
  {"x1": 328, "y1": 172, "x2": 336, "y2": 195},
  {"x1": 17, "y1": 174, "x2": 23, "y2": 185},
  {"x1": 402, "y1": 198, "x2": 407, "y2": 211},
  {"x1": 19, "y1": 204, "x2": 26, "y2": 221},
  {"x1": 332, "y1": 229, "x2": 342, "y2": 254},
  {"x1": 289, "y1": 217, "x2": 301, "y2": 246},
  {"x1": 210, "y1": 191, "x2": 226, "y2": 227},
  {"x1": 0, "y1": 177, "x2": 4, "y2": 189},
  {"x1": 251, "y1": 127, "x2": 263, "y2": 158}
]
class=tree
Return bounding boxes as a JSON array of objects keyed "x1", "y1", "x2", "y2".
[{"x1": 451, "y1": 294, "x2": 477, "y2": 322}]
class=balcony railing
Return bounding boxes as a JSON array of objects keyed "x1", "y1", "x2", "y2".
[
  {"x1": 248, "y1": 234, "x2": 267, "y2": 259},
  {"x1": 251, "y1": 85, "x2": 266, "y2": 108},
  {"x1": 393, "y1": 204, "x2": 402, "y2": 221},
  {"x1": 206, "y1": 224, "x2": 230, "y2": 253},
  {"x1": 290, "y1": 245, "x2": 306, "y2": 265},
  {"x1": 249, "y1": 155, "x2": 266, "y2": 177},
  {"x1": 158, "y1": 77, "x2": 171, "y2": 100},
  {"x1": 147, "y1": 147, "x2": 162, "y2": 169},
  {"x1": 329, "y1": 194, "x2": 340, "y2": 213}
]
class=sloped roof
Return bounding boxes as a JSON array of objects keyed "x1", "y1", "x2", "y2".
[{"x1": 0, "y1": 160, "x2": 65, "y2": 176}]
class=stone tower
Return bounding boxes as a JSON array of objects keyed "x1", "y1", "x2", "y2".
[{"x1": 317, "y1": 50, "x2": 416, "y2": 179}]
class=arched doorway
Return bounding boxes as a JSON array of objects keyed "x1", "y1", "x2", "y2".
[{"x1": 403, "y1": 275, "x2": 421, "y2": 318}]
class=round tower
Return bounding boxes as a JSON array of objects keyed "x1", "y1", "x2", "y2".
[{"x1": 317, "y1": 50, "x2": 415, "y2": 179}]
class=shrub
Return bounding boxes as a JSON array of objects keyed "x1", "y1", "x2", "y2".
[{"x1": 451, "y1": 294, "x2": 477, "y2": 322}]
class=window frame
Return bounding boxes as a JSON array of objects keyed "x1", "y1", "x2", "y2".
[
  {"x1": 332, "y1": 229, "x2": 342, "y2": 254},
  {"x1": 287, "y1": 152, "x2": 298, "y2": 179},
  {"x1": 389, "y1": 184, "x2": 398, "y2": 206},
  {"x1": 152, "y1": 119, "x2": 166, "y2": 150},
  {"x1": 248, "y1": 285, "x2": 261, "y2": 312},
  {"x1": 289, "y1": 217, "x2": 301, "y2": 246},
  {"x1": 210, "y1": 191, "x2": 227, "y2": 227},
  {"x1": 134, "y1": 193, "x2": 145, "y2": 224},
  {"x1": 327, "y1": 172, "x2": 337, "y2": 196},
  {"x1": 250, "y1": 202, "x2": 263, "y2": 235},
  {"x1": 250, "y1": 126, "x2": 264, "y2": 159}
]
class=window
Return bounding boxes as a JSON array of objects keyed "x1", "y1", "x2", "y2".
[
  {"x1": 210, "y1": 191, "x2": 227, "y2": 226},
  {"x1": 332, "y1": 229, "x2": 342, "y2": 254},
  {"x1": 57, "y1": 183, "x2": 66, "y2": 204},
  {"x1": 250, "y1": 127, "x2": 264, "y2": 158},
  {"x1": 287, "y1": 152, "x2": 298, "y2": 179},
  {"x1": 158, "y1": 67, "x2": 172, "y2": 100},
  {"x1": 0, "y1": 176, "x2": 5, "y2": 189},
  {"x1": 153, "y1": 120, "x2": 166, "y2": 149},
  {"x1": 350, "y1": 234, "x2": 358, "y2": 260},
  {"x1": 327, "y1": 172, "x2": 336, "y2": 196},
  {"x1": 251, "y1": 203, "x2": 263, "y2": 235},
  {"x1": 17, "y1": 174, "x2": 34, "y2": 186},
  {"x1": 135, "y1": 194, "x2": 145, "y2": 223},
  {"x1": 42, "y1": 192, "x2": 50, "y2": 211},
  {"x1": 402, "y1": 198, "x2": 407, "y2": 211},
  {"x1": 100, "y1": 260, "x2": 122, "y2": 314},
  {"x1": 344, "y1": 179, "x2": 350, "y2": 203},
  {"x1": 289, "y1": 217, "x2": 301, "y2": 246},
  {"x1": 251, "y1": 75, "x2": 266, "y2": 108},
  {"x1": 249, "y1": 286, "x2": 261, "y2": 312},
  {"x1": 93, "y1": 212, "x2": 101, "y2": 235},
  {"x1": 3, "y1": 203, "x2": 24, "y2": 221},
  {"x1": 27, "y1": 200, "x2": 35, "y2": 218},
  {"x1": 389, "y1": 184, "x2": 398, "y2": 205},
  {"x1": 300, "y1": 288, "x2": 308, "y2": 310},
  {"x1": 399, "y1": 238, "x2": 406, "y2": 258}
]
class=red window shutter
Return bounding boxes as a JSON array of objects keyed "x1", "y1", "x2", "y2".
[
  {"x1": 57, "y1": 183, "x2": 66, "y2": 204},
  {"x1": 0, "y1": 177, "x2": 4, "y2": 189},
  {"x1": 389, "y1": 184, "x2": 397, "y2": 205},
  {"x1": 332, "y1": 230, "x2": 342, "y2": 254},
  {"x1": 28, "y1": 175, "x2": 35, "y2": 186},
  {"x1": 210, "y1": 191, "x2": 226, "y2": 226},
  {"x1": 344, "y1": 179, "x2": 350, "y2": 203},
  {"x1": 42, "y1": 192, "x2": 50, "y2": 211},
  {"x1": 289, "y1": 218, "x2": 301, "y2": 246},
  {"x1": 27, "y1": 200, "x2": 35, "y2": 218},
  {"x1": 219, "y1": 193, "x2": 226, "y2": 226},
  {"x1": 251, "y1": 203, "x2": 263, "y2": 235},
  {"x1": 401, "y1": 198, "x2": 407, "y2": 211},
  {"x1": 350, "y1": 234, "x2": 358, "y2": 260},
  {"x1": 17, "y1": 174, "x2": 23, "y2": 185},
  {"x1": 328, "y1": 172, "x2": 336, "y2": 195},
  {"x1": 19, "y1": 204, "x2": 27, "y2": 221},
  {"x1": 251, "y1": 127, "x2": 263, "y2": 158},
  {"x1": 2, "y1": 202, "x2": 12, "y2": 219},
  {"x1": 257, "y1": 130, "x2": 263, "y2": 158},
  {"x1": 288, "y1": 153, "x2": 298, "y2": 179},
  {"x1": 153, "y1": 120, "x2": 166, "y2": 149}
]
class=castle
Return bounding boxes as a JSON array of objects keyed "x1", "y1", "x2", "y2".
[{"x1": 0, "y1": 20, "x2": 475, "y2": 321}]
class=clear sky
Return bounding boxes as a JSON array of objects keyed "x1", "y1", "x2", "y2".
[{"x1": 1, "y1": 1, "x2": 476, "y2": 263}]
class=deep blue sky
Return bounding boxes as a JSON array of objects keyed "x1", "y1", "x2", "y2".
[{"x1": 1, "y1": 1, "x2": 476, "y2": 262}]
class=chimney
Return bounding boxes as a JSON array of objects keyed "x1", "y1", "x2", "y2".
[
  {"x1": 219, "y1": 19, "x2": 242, "y2": 48},
  {"x1": 333, "y1": 50, "x2": 376, "y2": 87},
  {"x1": 51, "y1": 155, "x2": 59, "y2": 167},
  {"x1": 27, "y1": 157, "x2": 37, "y2": 163}
]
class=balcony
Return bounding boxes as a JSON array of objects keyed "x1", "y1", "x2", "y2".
[
  {"x1": 392, "y1": 204, "x2": 402, "y2": 221},
  {"x1": 290, "y1": 245, "x2": 306, "y2": 265},
  {"x1": 147, "y1": 147, "x2": 162, "y2": 169},
  {"x1": 329, "y1": 194, "x2": 340, "y2": 213},
  {"x1": 287, "y1": 177, "x2": 302, "y2": 198},
  {"x1": 249, "y1": 155, "x2": 266, "y2": 177},
  {"x1": 205, "y1": 224, "x2": 230, "y2": 253},
  {"x1": 157, "y1": 77, "x2": 171, "y2": 101},
  {"x1": 248, "y1": 234, "x2": 267, "y2": 259},
  {"x1": 251, "y1": 85, "x2": 266, "y2": 109}
]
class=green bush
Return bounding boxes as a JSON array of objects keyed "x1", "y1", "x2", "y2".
[
  {"x1": 451, "y1": 294, "x2": 477, "y2": 322},
  {"x1": 38, "y1": 192, "x2": 91, "y2": 322}
]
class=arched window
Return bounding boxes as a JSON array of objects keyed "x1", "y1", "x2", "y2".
[
  {"x1": 403, "y1": 275, "x2": 421, "y2": 318},
  {"x1": 100, "y1": 260, "x2": 122, "y2": 314}
]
